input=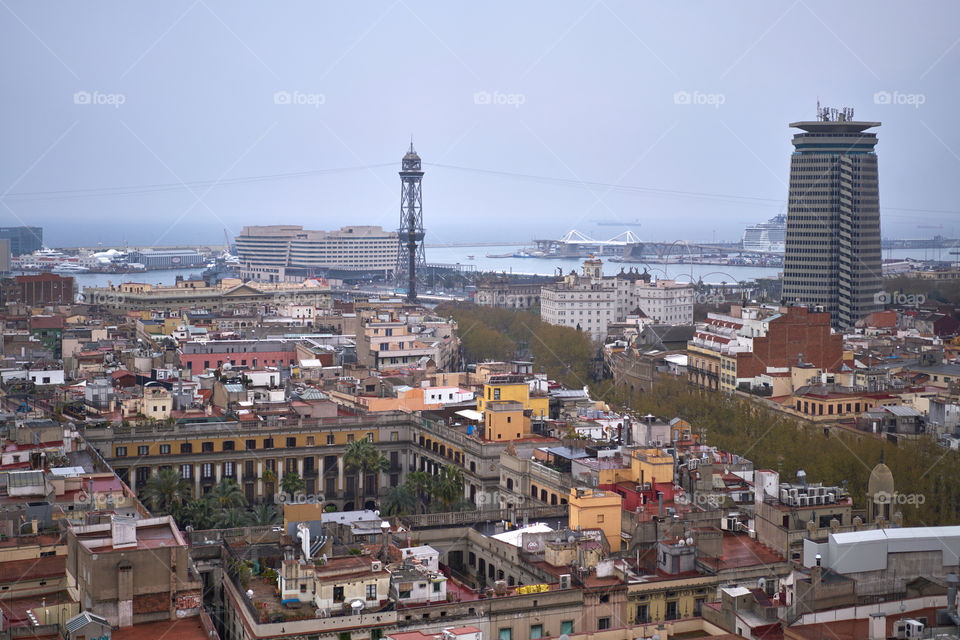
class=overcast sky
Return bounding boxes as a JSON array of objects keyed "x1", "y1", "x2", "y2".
[{"x1": 2, "y1": 1, "x2": 958, "y2": 248}]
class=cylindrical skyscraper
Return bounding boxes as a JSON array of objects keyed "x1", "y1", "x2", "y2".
[{"x1": 782, "y1": 106, "x2": 882, "y2": 329}]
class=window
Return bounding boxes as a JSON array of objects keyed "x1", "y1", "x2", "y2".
[
  {"x1": 326, "y1": 435, "x2": 335, "y2": 445},
  {"x1": 115, "y1": 446, "x2": 127, "y2": 457},
  {"x1": 138, "y1": 445, "x2": 149, "y2": 456},
  {"x1": 306, "y1": 436, "x2": 315, "y2": 446},
  {"x1": 598, "y1": 617, "x2": 611, "y2": 630},
  {"x1": 493, "y1": 388, "x2": 501, "y2": 400},
  {"x1": 333, "y1": 586, "x2": 345, "y2": 602},
  {"x1": 432, "y1": 581, "x2": 441, "y2": 593},
  {"x1": 366, "y1": 584, "x2": 377, "y2": 600},
  {"x1": 201, "y1": 463, "x2": 213, "y2": 479},
  {"x1": 287, "y1": 437, "x2": 297, "y2": 448},
  {"x1": 223, "y1": 440, "x2": 235, "y2": 451},
  {"x1": 180, "y1": 464, "x2": 192, "y2": 479},
  {"x1": 498, "y1": 630, "x2": 512, "y2": 640},
  {"x1": 180, "y1": 443, "x2": 193, "y2": 454},
  {"x1": 636, "y1": 605, "x2": 649, "y2": 623},
  {"x1": 530, "y1": 626, "x2": 542, "y2": 639},
  {"x1": 246, "y1": 439, "x2": 256, "y2": 450},
  {"x1": 263, "y1": 438, "x2": 274, "y2": 449},
  {"x1": 159, "y1": 444, "x2": 171, "y2": 455},
  {"x1": 347, "y1": 434, "x2": 355, "y2": 443},
  {"x1": 224, "y1": 462, "x2": 235, "y2": 477},
  {"x1": 202, "y1": 442, "x2": 214, "y2": 453},
  {"x1": 665, "y1": 601, "x2": 678, "y2": 620},
  {"x1": 597, "y1": 514, "x2": 604, "y2": 523},
  {"x1": 560, "y1": 623, "x2": 573, "y2": 636}
]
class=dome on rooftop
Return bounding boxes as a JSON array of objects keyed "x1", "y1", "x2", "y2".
[{"x1": 868, "y1": 461, "x2": 894, "y2": 497}]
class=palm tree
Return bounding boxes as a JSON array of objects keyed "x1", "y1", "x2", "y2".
[
  {"x1": 344, "y1": 438, "x2": 390, "y2": 500},
  {"x1": 430, "y1": 466, "x2": 464, "y2": 512},
  {"x1": 280, "y1": 472, "x2": 306, "y2": 499},
  {"x1": 450, "y1": 498, "x2": 476, "y2": 513},
  {"x1": 249, "y1": 503, "x2": 279, "y2": 526},
  {"x1": 207, "y1": 478, "x2": 247, "y2": 510},
  {"x1": 404, "y1": 471, "x2": 434, "y2": 513},
  {"x1": 176, "y1": 498, "x2": 217, "y2": 530},
  {"x1": 216, "y1": 506, "x2": 252, "y2": 528},
  {"x1": 141, "y1": 468, "x2": 192, "y2": 515},
  {"x1": 381, "y1": 485, "x2": 417, "y2": 516}
]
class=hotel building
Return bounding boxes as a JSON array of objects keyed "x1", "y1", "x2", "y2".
[{"x1": 235, "y1": 225, "x2": 400, "y2": 282}]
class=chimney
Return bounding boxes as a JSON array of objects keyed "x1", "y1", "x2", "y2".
[
  {"x1": 658, "y1": 492, "x2": 664, "y2": 518},
  {"x1": 380, "y1": 521, "x2": 391, "y2": 561}
]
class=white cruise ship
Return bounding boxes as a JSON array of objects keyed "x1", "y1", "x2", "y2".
[{"x1": 742, "y1": 214, "x2": 786, "y2": 253}]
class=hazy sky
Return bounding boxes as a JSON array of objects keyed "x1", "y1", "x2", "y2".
[{"x1": 2, "y1": 1, "x2": 958, "y2": 248}]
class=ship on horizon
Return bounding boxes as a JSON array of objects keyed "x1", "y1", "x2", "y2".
[{"x1": 742, "y1": 214, "x2": 786, "y2": 253}]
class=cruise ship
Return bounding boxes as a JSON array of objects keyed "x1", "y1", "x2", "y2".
[{"x1": 742, "y1": 214, "x2": 786, "y2": 253}]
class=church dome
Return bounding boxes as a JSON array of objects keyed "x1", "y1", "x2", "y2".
[{"x1": 868, "y1": 462, "x2": 895, "y2": 497}]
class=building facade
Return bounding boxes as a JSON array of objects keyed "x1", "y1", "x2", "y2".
[
  {"x1": 235, "y1": 225, "x2": 400, "y2": 281},
  {"x1": 1, "y1": 272, "x2": 75, "y2": 305},
  {"x1": 782, "y1": 107, "x2": 882, "y2": 328},
  {"x1": 0, "y1": 226, "x2": 42, "y2": 256},
  {"x1": 542, "y1": 260, "x2": 693, "y2": 342}
]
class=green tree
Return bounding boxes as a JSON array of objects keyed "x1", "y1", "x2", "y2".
[
  {"x1": 404, "y1": 471, "x2": 434, "y2": 513},
  {"x1": 430, "y1": 466, "x2": 465, "y2": 512},
  {"x1": 176, "y1": 498, "x2": 217, "y2": 530},
  {"x1": 344, "y1": 438, "x2": 390, "y2": 501},
  {"x1": 280, "y1": 472, "x2": 306, "y2": 498},
  {"x1": 249, "y1": 503, "x2": 279, "y2": 526},
  {"x1": 141, "y1": 467, "x2": 192, "y2": 515},
  {"x1": 207, "y1": 478, "x2": 247, "y2": 510},
  {"x1": 381, "y1": 485, "x2": 418, "y2": 516},
  {"x1": 217, "y1": 506, "x2": 252, "y2": 528}
]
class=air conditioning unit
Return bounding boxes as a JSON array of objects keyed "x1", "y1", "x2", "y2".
[
  {"x1": 559, "y1": 574, "x2": 571, "y2": 589},
  {"x1": 371, "y1": 561, "x2": 383, "y2": 572},
  {"x1": 894, "y1": 619, "x2": 924, "y2": 639}
]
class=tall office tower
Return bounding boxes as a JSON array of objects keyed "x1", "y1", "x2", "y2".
[
  {"x1": 396, "y1": 141, "x2": 425, "y2": 302},
  {"x1": 0, "y1": 226, "x2": 42, "y2": 256},
  {"x1": 782, "y1": 106, "x2": 882, "y2": 329}
]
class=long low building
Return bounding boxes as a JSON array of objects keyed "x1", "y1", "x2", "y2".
[
  {"x1": 81, "y1": 279, "x2": 331, "y2": 314},
  {"x1": 235, "y1": 224, "x2": 400, "y2": 281}
]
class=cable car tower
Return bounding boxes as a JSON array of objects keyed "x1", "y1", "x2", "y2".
[{"x1": 396, "y1": 141, "x2": 426, "y2": 302}]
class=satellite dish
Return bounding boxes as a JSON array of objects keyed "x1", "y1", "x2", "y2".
[
  {"x1": 686, "y1": 537, "x2": 694, "y2": 546},
  {"x1": 677, "y1": 539, "x2": 685, "y2": 547},
  {"x1": 246, "y1": 589, "x2": 254, "y2": 599}
]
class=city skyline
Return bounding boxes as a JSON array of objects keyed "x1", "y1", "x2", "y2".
[{"x1": 1, "y1": 2, "x2": 958, "y2": 247}]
